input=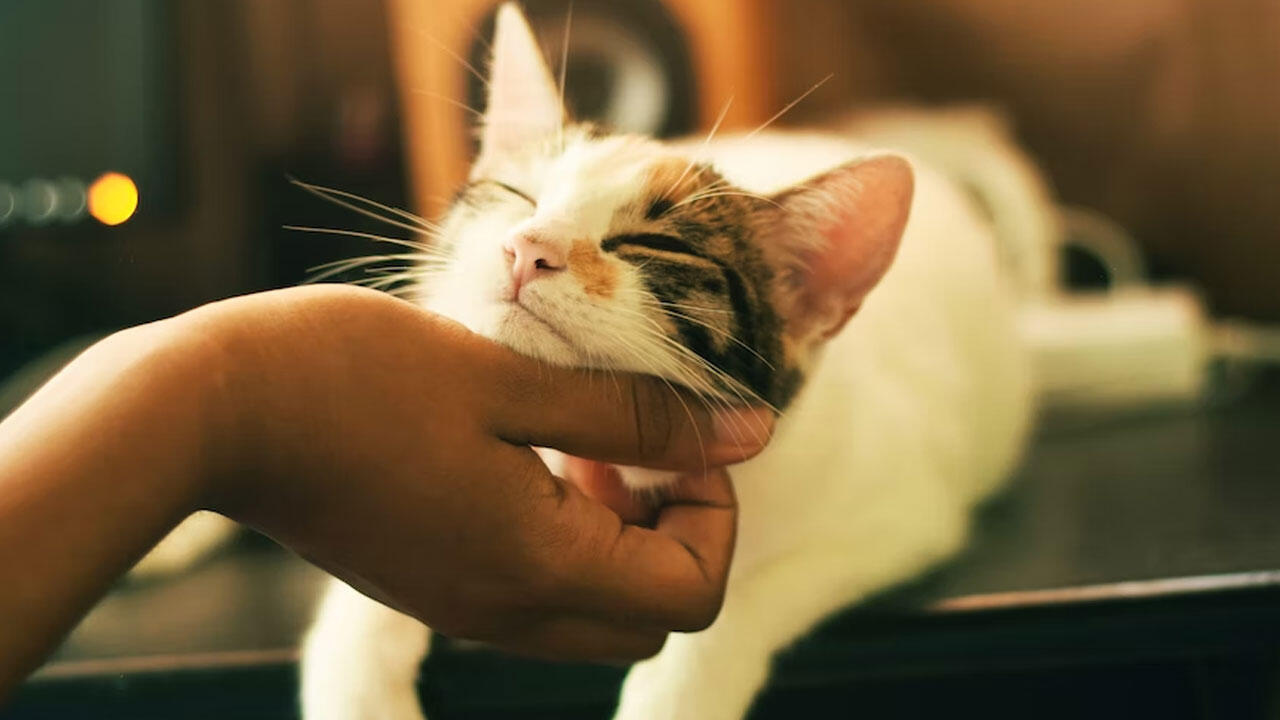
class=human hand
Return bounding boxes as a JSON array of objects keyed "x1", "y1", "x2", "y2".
[{"x1": 186, "y1": 285, "x2": 774, "y2": 660}]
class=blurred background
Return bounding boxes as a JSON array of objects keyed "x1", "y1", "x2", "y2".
[
  {"x1": 4, "y1": 1, "x2": 1280, "y2": 718},
  {"x1": 3, "y1": 0, "x2": 1279, "y2": 385}
]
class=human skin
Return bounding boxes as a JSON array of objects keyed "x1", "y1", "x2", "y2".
[{"x1": 0, "y1": 284, "x2": 774, "y2": 700}]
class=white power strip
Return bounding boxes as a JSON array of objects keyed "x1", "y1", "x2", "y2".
[{"x1": 1019, "y1": 287, "x2": 1210, "y2": 412}]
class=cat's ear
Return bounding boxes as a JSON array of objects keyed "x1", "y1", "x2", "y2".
[
  {"x1": 478, "y1": 3, "x2": 564, "y2": 159},
  {"x1": 769, "y1": 154, "x2": 914, "y2": 343}
]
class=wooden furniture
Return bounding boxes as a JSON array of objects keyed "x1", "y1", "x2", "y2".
[{"x1": 386, "y1": 0, "x2": 780, "y2": 217}]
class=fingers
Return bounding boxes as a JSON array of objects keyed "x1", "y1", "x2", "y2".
[
  {"x1": 550, "y1": 468, "x2": 738, "y2": 632},
  {"x1": 485, "y1": 352, "x2": 775, "y2": 471}
]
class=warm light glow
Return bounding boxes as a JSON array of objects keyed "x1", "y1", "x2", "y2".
[{"x1": 87, "y1": 172, "x2": 138, "y2": 226}]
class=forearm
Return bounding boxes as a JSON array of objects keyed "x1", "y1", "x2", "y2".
[{"x1": 0, "y1": 320, "x2": 220, "y2": 697}]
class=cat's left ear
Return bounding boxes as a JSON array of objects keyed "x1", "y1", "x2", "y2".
[
  {"x1": 478, "y1": 3, "x2": 564, "y2": 161},
  {"x1": 769, "y1": 154, "x2": 914, "y2": 343}
]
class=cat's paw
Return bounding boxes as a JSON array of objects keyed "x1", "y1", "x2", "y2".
[{"x1": 300, "y1": 580, "x2": 432, "y2": 720}]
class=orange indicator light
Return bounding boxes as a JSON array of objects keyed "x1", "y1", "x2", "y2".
[{"x1": 88, "y1": 172, "x2": 139, "y2": 226}]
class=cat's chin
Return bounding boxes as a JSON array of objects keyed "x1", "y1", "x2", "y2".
[{"x1": 488, "y1": 301, "x2": 581, "y2": 366}]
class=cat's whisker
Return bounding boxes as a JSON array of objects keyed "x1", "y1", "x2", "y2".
[
  {"x1": 288, "y1": 177, "x2": 442, "y2": 232},
  {"x1": 627, "y1": 327, "x2": 765, "y2": 453},
  {"x1": 387, "y1": 287, "x2": 426, "y2": 301},
  {"x1": 604, "y1": 331, "x2": 711, "y2": 470},
  {"x1": 671, "y1": 177, "x2": 732, "y2": 207},
  {"x1": 308, "y1": 253, "x2": 439, "y2": 277},
  {"x1": 556, "y1": 2, "x2": 573, "y2": 152},
  {"x1": 644, "y1": 328, "x2": 781, "y2": 425},
  {"x1": 306, "y1": 258, "x2": 410, "y2": 284},
  {"x1": 408, "y1": 25, "x2": 489, "y2": 89},
  {"x1": 283, "y1": 226, "x2": 451, "y2": 257},
  {"x1": 611, "y1": 302, "x2": 780, "y2": 429},
  {"x1": 670, "y1": 183, "x2": 732, "y2": 207},
  {"x1": 288, "y1": 178, "x2": 441, "y2": 236},
  {"x1": 357, "y1": 274, "x2": 414, "y2": 290},
  {"x1": 667, "y1": 95, "x2": 734, "y2": 200},
  {"x1": 410, "y1": 89, "x2": 485, "y2": 119},
  {"x1": 646, "y1": 302, "x2": 777, "y2": 370},
  {"x1": 671, "y1": 190, "x2": 781, "y2": 211},
  {"x1": 741, "y1": 72, "x2": 834, "y2": 141},
  {"x1": 628, "y1": 290, "x2": 768, "y2": 363},
  {"x1": 654, "y1": 300, "x2": 734, "y2": 315},
  {"x1": 304, "y1": 247, "x2": 448, "y2": 285},
  {"x1": 308, "y1": 253, "x2": 413, "y2": 272}
]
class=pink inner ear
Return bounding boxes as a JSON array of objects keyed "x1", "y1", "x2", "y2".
[
  {"x1": 479, "y1": 4, "x2": 564, "y2": 159},
  {"x1": 780, "y1": 154, "x2": 915, "y2": 339}
]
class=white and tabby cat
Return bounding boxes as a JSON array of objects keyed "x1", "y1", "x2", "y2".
[{"x1": 300, "y1": 5, "x2": 1034, "y2": 719}]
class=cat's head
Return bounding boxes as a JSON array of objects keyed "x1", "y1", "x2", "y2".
[{"x1": 422, "y1": 3, "x2": 912, "y2": 411}]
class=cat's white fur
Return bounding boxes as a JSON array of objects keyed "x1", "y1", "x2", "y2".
[
  {"x1": 130, "y1": 510, "x2": 239, "y2": 579},
  {"x1": 300, "y1": 6, "x2": 1033, "y2": 719}
]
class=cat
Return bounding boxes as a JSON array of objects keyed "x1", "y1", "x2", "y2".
[{"x1": 299, "y1": 4, "x2": 1034, "y2": 719}]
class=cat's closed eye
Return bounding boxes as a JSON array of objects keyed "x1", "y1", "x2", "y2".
[
  {"x1": 601, "y1": 233, "x2": 704, "y2": 259},
  {"x1": 471, "y1": 178, "x2": 536, "y2": 206}
]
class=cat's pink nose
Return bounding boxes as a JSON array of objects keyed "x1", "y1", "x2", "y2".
[{"x1": 505, "y1": 233, "x2": 566, "y2": 297}]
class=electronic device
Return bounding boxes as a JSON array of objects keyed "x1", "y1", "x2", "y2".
[
  {"x1": 387, "y1": 0, "x2": 778, "y2": 216},
  {"x1": 0, "y1": 0, "x2": 178, "y2": 230}
]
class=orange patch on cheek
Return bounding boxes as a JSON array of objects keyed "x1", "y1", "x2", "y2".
[{"x1": 569, "y1": 240, "x2": 618, "y2": 298}]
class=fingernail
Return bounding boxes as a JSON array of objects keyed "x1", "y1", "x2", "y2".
[{"x1": 711, "y1": 406, "x2": 776, "y2": 460}]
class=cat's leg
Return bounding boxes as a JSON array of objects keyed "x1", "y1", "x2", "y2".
[
  {"x1": 300, "y1": 578, "x2": 432, "y2": 720},
  {"x1": 612, "y1": 509, "x2": 968, "y2": 720}
]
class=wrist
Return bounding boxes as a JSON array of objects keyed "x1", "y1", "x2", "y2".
[{"x1": 95, "y1": 318, "x2": 233, "y2": 519}]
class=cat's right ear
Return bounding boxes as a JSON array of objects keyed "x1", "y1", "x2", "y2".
[
  {"x1": 768, "y1": 154, "x2": 914, "y2": 345},
  {"x1": 478, "y1": 3, "x2": 564, "y2": 161}
]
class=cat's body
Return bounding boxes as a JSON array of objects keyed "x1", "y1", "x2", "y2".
[
  {"x1": 301, "y1": 6, "x2": 1032, "y2": 719},
  {"x1": 604, "y1": 136, "x2": 1030, "y2": 719},
  {"x1": 301, "y1": 130, "x2": 1031, "y2": 719}
]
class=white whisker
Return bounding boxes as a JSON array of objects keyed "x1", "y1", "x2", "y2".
[
  {"x1": 408, "y1": 25, "x2": 489, "y2": 89},
  {"x1": 648, "y1": 302, "x2": 777, "y2": 370},
  {"x1": 656, "y1": 300, "x2": 733, "y2": 315},
  {"x1": 672, "y1": 190, "x2": 781, "y2": 211},
  {"x1": 742, "y1": 73, "x2": 834, "y2": 141},
  {"x1": 288, "y1": 179, "x2": 441, "y2": 236},
  {"x1": 667, "y1": 95, "x2": 734, "y2": 199},
  {"x1": 557, "y1": 2, "x2": 573, "y2": 152},
  {"x1": 410, "y1": 89, "x2": 485, "y2": 119},
  {"x1": 283, "y1": 226, "x2": 450, "y2": 257}
]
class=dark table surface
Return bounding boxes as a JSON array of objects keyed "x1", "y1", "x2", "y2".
[{"x1": 9, "y1": 374, "x2": 1280, "y2": 719}]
